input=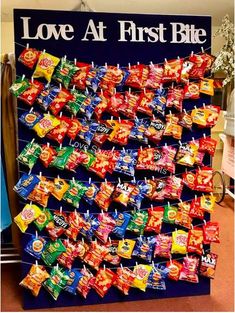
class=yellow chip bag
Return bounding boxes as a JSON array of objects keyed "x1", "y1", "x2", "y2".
[
  {"x1": 14, "y1": 203, "x2": 42, "y2": 232},
  {"x1": 51, "y1": 177, "x2": 69, "y2": 201},
  {"x1": 33, "y1": 52, "x2": 60, "y2": 82},
  {"x1": 132, "y1": 264, "x2": 152, "y2": 291},
  {"x1": 20, "y1": 264, "x2": 49, "y2": 297},
  {"x1": 200, "y1": 79, "x2": 214, "y2": 96},
  {"x1": 117, "y1": 239, "x2": 135, "y2": 259},
  {"x1": 33, "y1": 114, "x2": 60, "y2": 138},
  {"x1": 200, "y1": 194, "x2": 216, "y2": 213},
  {"x1": 171, "y1": 229, "x2": 188, "y2": 254},
  {"x1": 191, "y1": 108, "x2": 209, "y2": 127}
]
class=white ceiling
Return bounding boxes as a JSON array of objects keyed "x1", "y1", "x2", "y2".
[{"x1": 1, "y1": 0, "x2": 234, "y2": 26}]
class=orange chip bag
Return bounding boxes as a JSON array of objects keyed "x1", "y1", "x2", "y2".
[
  {"x1": 51, "y1": 177, "x2": 69, "y2": 201},
  {"x1": 167, "y1": 260, "x2": 183, "y2": 281},
  {"x1": 20, "y1": 264, "x2": 49, "y2": 297},
  {"x1": 187, "y1": 228, "x2": 204, "y2": 255},
  {"x1": 200, "y1": 79, "x2": 214, "y2": 96}
]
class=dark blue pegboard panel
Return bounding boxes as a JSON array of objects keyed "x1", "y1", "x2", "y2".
[{"x1": 14, "y1": 9, "x2": 211, "y2": 310}]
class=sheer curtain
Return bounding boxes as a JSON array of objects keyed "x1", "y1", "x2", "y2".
[{"x1": 1, "y1": 53, "x2": 20, "y2": 251}]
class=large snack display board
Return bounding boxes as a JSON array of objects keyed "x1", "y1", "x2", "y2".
[{"x1": 13, "y1": 9, "x2": 216, "y2": 310}]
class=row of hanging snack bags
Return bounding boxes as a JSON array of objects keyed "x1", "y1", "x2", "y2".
[
  {"x1": 20, "y1": 227, "x2": 219, "y2": 299},
  {"x1": 18, "y1": 138, "x2": 216, "y2": 177},
  {"x1": 15, "y1": 193, "x2": 216, "y2": 237},
  {"x1": 18, "y1": 104, "x2": 220, "y2": 148},
  {"x1": 13, "y1": 167, "x2": 214, "y2": 210},
  {"x1": 11, "y1": 75, "x2": 215, "y2": 119},
  {"x1": 17, "y1": 46, "x2": 215, "y2": 92}
]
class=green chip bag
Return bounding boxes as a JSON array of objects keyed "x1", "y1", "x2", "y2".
[
  {"x1": 65, "y1": 89, "x2": 87, "y2": 116},
  {"x1": 17, "y1": 140, "x2": 42, "y2": 170},
  {"x1": 50, "y1": 146, "x2": 74, "y2": 170},
  {"x1": 34, "y1": 208, "x2": 53, "y2": 231},
  {"x1": 41, "y1": 239, "x2": 66, "y2": 266},
  {"x1": 9, "y1": 77, "x2": 30, "y2": 97},
  {"x1": 81, "y1": 150, "x2": 96, "y2": 170},
  {"x1": 163, "y1": 205, "x2": 178, "y2": 224},
  {"x1": 63, "y1": 180, "x2": 88, "y2": 208},
  {"x1": 43, "y1": 266, "x2": 69, "y2": 300},
  {"x1": 53, "y1": 58, "x2": 79, "y2": 89},
  {"x1": 127, "y1": 210, "x2": 148, "y2": 235}
]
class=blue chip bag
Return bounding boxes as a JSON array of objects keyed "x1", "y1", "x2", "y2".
[
  {"x1": 114, "y1": 149, "x2": 137, "y2": 177},
  {"x1": 83, "y1": 182, "x2": 99, "y2": 205},
  {"x1": 80, "y1": 94, "x2": 101, "y2": 120},
  {"x1": 150, "y1": 88, "x2": 167, "y2": 117},
  {"x1": 129, "y1": 119, "x2": 149, "y2": 144},
  {"x1": 128, "y1": 180, "x2": 150, "y2": 210},
  {"x1": 64, "y1": 269, "x2": 83, "y2": 295},
  {"x1": 80, "y1": 213, "x2": 99, "y2": 241},
  {"x1": 37, "y1": 85, "x2": 60, "y2": 111},
  {"x1": 86, "y1": 66, "x2": 107, "y2": 92},
  {"x1": 112, "y1": 212, "x2": 132, "y2": 238},
  {"x1": 78, "y1": 120, "x2": 99, "y2": 146},
  {"x1": 13, "y1": 173, "x2": 40, "y2": 199},
  {"x1": 132, "y1": 236, "x2": 155, "y2": 263},
  {"x1": 19, "y1": 110, "x2": 43, "y2": 129},
  {"x1": 147, "y1": 264, "x2": 169, "y2": 290},
  {"x1": 25, "y1": 234, "x2": 47, "y2": 259}
]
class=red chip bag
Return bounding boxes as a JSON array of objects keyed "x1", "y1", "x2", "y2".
[
  {"x1": 182, "y1": 172, "x2": 196, "y2": 190},
  {"x1": 179, "y1": 256, "x2": 199, "y2": 283},
  {"x1": 49, "y1": 88, "x2": 73, "y2": 116},
  {"x1": 46, "y1": 116, "x2": 71, "y2": 144},
  {"x1": 107, "y1": 150, "x2": 120, "y2": 174},
  {"x1": 112, "y1": 182, "x2": 135, "y2": 207},
  {"x1": 166, "y1": 86, "x2": 184, "y2": 111},
  {"x1": 83, "y1": 241, "x2": 109, "y2": 270},
  {"x1": 18, "y1": 48, "x2": 41, "y2": 69},
  {"x1": 199, "y1": 252, "x2": 218, "y2": 279},
  {"x1": 163, "y1": 58, "x2": 183, "y2": 83},
  {"x1": 187, "y1": 228, "x2": 204, "y2": 255},
  {"x1": 65, "y1": 149, "x2": 85, "y2": 172},
  {"x1": 89, "y1": 150, "x2": 110, "y2": 179},
  {"x1": 195, "y1": 167, "x2": 213, "y2": 192},
  {"x1": 57, "y1": 239, "x2": 77, "y2": 269},
  {"x1": 167, "y1": 260, "x2": 183, "y2": 281},
  {"x1": 125, "y1": 64, "x2": 149, "y2": 89},
  {"x1": 118, "y1": 91, "x2": 139, "y2": 119},
  {"x1": 93, "y1": 268, "x2": 117, "y2": 298},
  {"x1": 165, "y1": 176, "x2": 183, "y2": 200},
  {"x1": 67, "y1": 118, "x2": 82, "y2": 140},
  {"x1": 39, "y1": 144, "x2": 57, "y2": 168},
  {"x1": 203, "y1": 221, "x2": 220, "y2": 244},
  {"x1": 183, "y1": 82, "x2": 200, "y2": 99},
  {"x1": 114, "y1": 267, "x2": 135, "y2": 295},
  {"x1": 65, "y1": 211, "x2": 84, "y2": 241},
  {"x1": 146, "y1": 64, "x2": 163, "y2": 89},
  {"x1": 199, "y1": 137, "x2": 217, "y2": 156},
  {"x1": 94, "y1": 182, "x2": 115, "y2": 211},
  {"x1": 189, "y1": 53, "x2": 207, "y2": 79},
  {"x1": 71, "y1": 62, "x2": 91, "y2": 90},
  {"x1": 18, "y1": 80, "x2": 44, "y2": 106},
  {"x1": 106, "y1": 93, "x2": 124, "y2": 117},
  {"x1": 137, "y1": 90, "x2": 154, "y2": 116},
  {"x1": 46, "y1": 211, "x2": 68, "y2": 240},
  {"x1": 99, "y1": 66, "x2": 124, "y2": 94},
  {"x1": 189, "y1": 197, "x2": 205, "y2": 219},
  {"x1": 145, "y1": 207, "x2": 164, "y2": 233}
]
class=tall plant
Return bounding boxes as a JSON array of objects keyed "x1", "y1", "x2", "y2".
[{"x1": 211, "y1": 15, "x2": 234, "y2": 86}]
